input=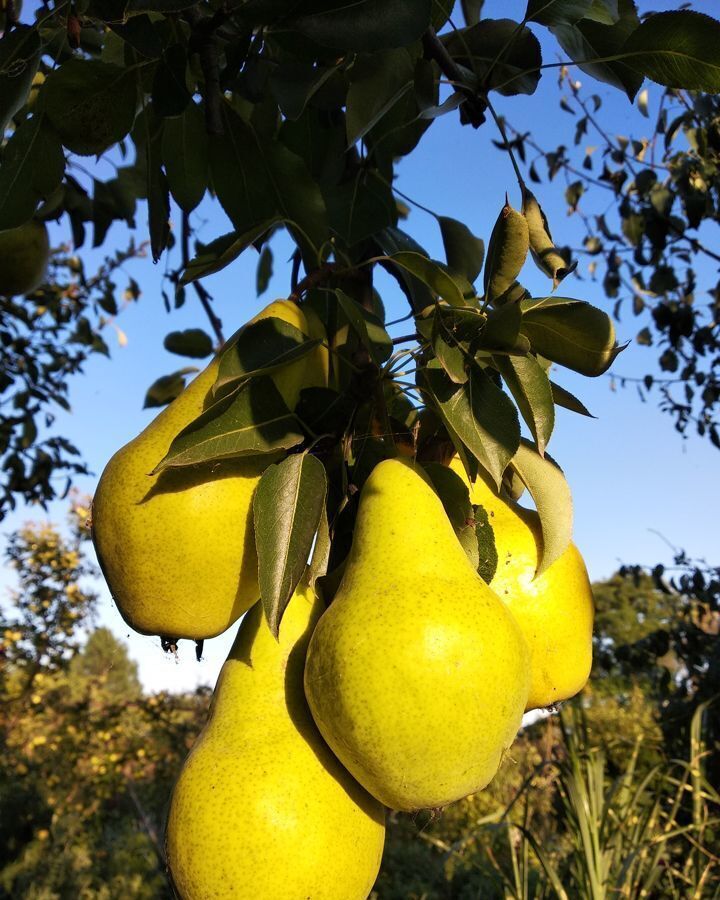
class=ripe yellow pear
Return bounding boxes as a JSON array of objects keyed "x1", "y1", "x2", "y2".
[
  {"x1": 304, "y1": 458, "x2": 530, "y2": 812},
  {"x1": 91, "y1": 299, "x2": 327, "y2": 640},
  {"x1": 0, "y1": 220, "x2": 50, "y2": 296},
  {"x1": 166, "y1": 583, "x2": 385, "y2": 900},
  {"x1": 449, "y1": 457, "x2": 594, "y2": 710}
]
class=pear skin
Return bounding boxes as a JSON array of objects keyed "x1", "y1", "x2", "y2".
[
  {"x1": 0, "y1": 220, "x2": 49, "y2": 297},
  {"x1": 304, "y1": 458, "x2": 530, "y2": 812},
  {"x1": 91, "y1": 299, "x2": 326, "y2": 641},
  {"x1": 450, "y1": 457, "x2": 594, "y2": 710},
  {"x1": 166, "y1": 584, "x2": 385, "y2": 900}
]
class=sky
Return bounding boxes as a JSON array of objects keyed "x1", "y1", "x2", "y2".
[{"x1": 2, "y1": 0, "x2": 719, "y2": 693}]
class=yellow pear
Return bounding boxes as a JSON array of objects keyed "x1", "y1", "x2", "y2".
[
  {"x1": 449, "y1": 457, "x2": 594, "y2": 710},
  {"x1": 304, "y1": 458, "x2": 530, "y2": 812},
  {"x1": 91, "y1": 299, "x2": 327, "y2": 640},
  {"x1": 166, "y1": 584, "x2": 385, "y2": 900},
  {"x1": 0, "y1": 220, "x2": 50, "y2": 297}
]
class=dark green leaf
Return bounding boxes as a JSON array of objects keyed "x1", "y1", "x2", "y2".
[
  {"x1": 509, "y1": 439, "x2": 573, "y2": 574},
  {"x1": 461, "y1": 0, "x2": 485, "y2": 26},
  {"x1": 289, "y1": 0, "x2": 432, "y2": 52},
  {"x1": 324, "y1": 170, "x2": 396, "y2": 245},
  {"x1": 180, "y1": 220, "x2": 279, "y2": 285},
  {"x1": 526, "y1": 0, "x2": 592, "y2": 27},
  {"x1": 424, "y1": 461, "x2": 479, "y2": 568},
  {"x1": 154, "y1": 376, "x2": 304, "y2": 471},
  {"x1": 334, "y1": 289, "x2": 391, "y2": 365},
  {"x1": 483, "y1": 201, "x2": 530, "y2": 304},
  {"x1": 307, "y1": 500, "x2": 331, "y2": 590},
  {"x1": 271, "y1": 62, "x2": 339, "y2": 121},
  {"x1": 374, "y1": 227, "x2": 433, "y2": 311},
  {"x1": 143, "y1": 367, "x2": 197, "y2": 408},
  {"x1": 146, "y1": 129, "x2": 170, "y2": 262},
  {"x1": 256, "y1": 245, "x2": 273, "y2": 296},
  {"x1": 474, "y1": 503, "x2": 498, "y2": 583},
  {"x1": 494, "y1": 354, "x2": 555, "y2": 455},
  {"x1": 550, "y1": 379, "x2": 595, "y2": 417},
  {"x1": 254, "y1": 452, "x2": 327, "y2": 636},
  {"x1": 423, "y1": 361, "x2": 520, "y2": 488},
  {"x1": 0, "y1": 114, "x2": 64, "y2": 230},
  {"x1": 109, "y1": 15, "x2": 163, "y2": 58},
  {"x1": 479, "y1": 303, "x2": 530, "y2": 354},
  {"x1": 438, "y1": 216, "x2": 485, "y2": 284},
  {"x1": 346, "y1": 48, "x2": 415, "y2": 146},
  {"x1": 151, "y1": 44, "x2": 190, "y2": 117},
  {"x1": 164, "y1": 329, "x2": 214, "y2": 359},
  {"x1": 0, "y1": 25, "x2": 41, "y2": 134},
  {"x1": 520, "y1": 297, "x2": 623, "y2": 376},
  {"x1": 162, "y1": 101, "x2": 208, "y2": 212},
  {"x1": 584, "y1": 0, "x2": 619, "y2": 25},
  {"x1": 45, "y1": 60, "x2": 137, "y2": 156},
  {"x1": 388, "y1": 251, "x2": 471, "y2": 308},
  {"x1": 296, "y1": 386, "x2": 356, "y2": 437},
  {"x1": 621, "y1": 11, "x2": 720, "y2": 92}
]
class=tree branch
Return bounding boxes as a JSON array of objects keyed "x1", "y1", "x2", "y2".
[
  {"x1": 422, "y1": 26, "x2": 487, "y2": 128},
  {"x1": 181, "y1": 212, "x2": 225, "y2": 345}
]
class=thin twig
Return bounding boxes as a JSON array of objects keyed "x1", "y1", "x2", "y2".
[
  {"x1": 421, "y1": 26, "x2": 487, "y2": 128},
  {"x1": 181, "y1": 212, "x2": 224, "y2": 345}
]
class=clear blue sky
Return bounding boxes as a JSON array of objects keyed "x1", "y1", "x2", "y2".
[{"x1": 2, "y1": 0, "x2": 718, "y2": 691}]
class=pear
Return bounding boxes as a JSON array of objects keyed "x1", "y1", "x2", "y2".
[
  {"x1": 450, "y1": 457, "x2": 594, "y2": 710},
  {"x1": 304, "y1": 458, "x2": 530, "y2": 812},
  {"x1": 166, "y1": 584, "x2": 385, "y2": 900},
  {"x1": 0, "y1": 220, "x2": 50, "y2": 297},
  {"x1": 91, "y1": 299, "x2": 326, "y2": 641}
]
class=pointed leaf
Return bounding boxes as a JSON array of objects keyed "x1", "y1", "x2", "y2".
[
  {"x1": 388, "y1": 251, "x2": 470, "y2": 308},
  {"x1": 494, "y1": 354, "x2": 555, "y2": 455},
  {"x1": 163, "y1": 329, "x2": 213, "y2": 359},
  {"x1": 289, "y1": 0, "x2": 432, "y2": 52},
  {"x1": 162, "y1": 101, "x2": 208, "y2": 213},
  {"x1": 0, "y1": 114, "x2": 64, "y2": 229},
  {"x1": 143, "y1": 367, "x2": 197, "y2": 408},
  {"x1": 153, "y1": 376, "x2": 303, "y2": 470},
  {"x1": 550, "y1": 380, "x2": 595, "y2": 417},
  {"x1": 509, "y1": 439, "x2": 573, "y2": 575},
  {"x1": 526, "y1": 0, "x2": 592, "y2": 26},
  {"x1": 334, "y1": 289, "x2": 392, "y2": 365},
  {"x1": 346, "y1": 48, "x2": 415, "y2": 146},
  {"x1": 0, "y1": 25, "x2": 41, "y2": 134},
  {"x1": 474, "y1": 503, "x2": 498, "y2": 583},
  {"x1": 180, "y1": 220, "x2": 279, "y2": 285},
  {"x1": 254, "y1": 452, "x2": 327, "y2": 636},
  {"x1": 374, "y1": 227, "x2": 434, "y2": 312},
  {"x1": 483, "y1": 200, "x2": 530, "y2": 304},
  {"x1": 439, "y1": 216, "x2": 485, "y2": 284},
  {"x1": 307, "y1": 501, "x2": 331, "y2": 591}
]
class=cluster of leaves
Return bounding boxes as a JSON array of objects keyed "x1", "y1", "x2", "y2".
[
  {"x1": 0, "y1": 241, "x2": 144, "y2": 516},
  {"x1": 499, "y1": 78, "x2": 720, "y2": 444}
]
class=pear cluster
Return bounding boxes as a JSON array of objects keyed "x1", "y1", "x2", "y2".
[{"x1": 92, "y1": 306, "x2": 594, "y2": 899}]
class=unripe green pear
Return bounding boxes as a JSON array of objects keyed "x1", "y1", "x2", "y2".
[
  {"x1": 304, "y1": 457, "x2": 530, "y2": 812},
  {"x1": 450, "y1": 457, "x2": 594, "y2": 710},
  {"x1": 0, "y1": 220, "x2": 50, "y2": 297},
  {"x1": 91, "y1": 299, "x2": 327, "y2": 641},
  {"x1": 166, "y1": 584, "x2": 385, "y2": 900}
]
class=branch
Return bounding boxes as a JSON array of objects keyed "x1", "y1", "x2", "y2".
[
  {"x1": 184, "y1": 7, "x2": 227, "y2": 135},
  {"x1": 181, "y1": 212, "x2": 225, "y2": 345},
  {"x1": 287, "y1": 263, "x2": 338, "y2": 304},
  {"x1": 422, "y1": 26, "x2": 487, "y2": 128}
]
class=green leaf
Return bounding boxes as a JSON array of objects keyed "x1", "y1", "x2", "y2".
[
  {"x1": 153, "y1": 376, "x2": 303, "y2": 471},
  {"x1": 163, "y1": 329, "x2": 213, "y2": 359},
  {"x1": 151, "y1": 44, "x2": 190, "y2": 117},
  {"x1": 146, "y1": 127, "x2": 170, "y2": 263},
  {"x1": 551, "y1": 0, "x2": 642, "y2": 100},
  {"x1": 271, "y1": 62, "x2": 339, "y2": 121},
  {"x1": 443, "y1": 19, "x2": 542, "y2": 96},
  {"x1": 0, "y1": 114, "x2": 64, "y2": 230},
  {"x1": 584, "y1": 0, "x2": 619, "y2": 25},
  {"x1": 550, "y1": 379, "x2": 595, "y2": 417},
  {"x1": 45, "y1": 60, "x2": 137, "y2": 156},
  {"x1": 143, "y1": 367, "x2": 197, "y2": 408},
  {"x1": 254, "y1": 452, "x2": 327, "y2": 636},
  {"x1": 214, "y1": 317, "x2": 320, "y2": 397},
  {"x1": 162, "y1": 101, "x2": 208, "y2": 213},
  {"x1": 334, "y1": 289, "x2": 392, "y2": 365},
  {"x1": 307, "y1": 501, "x2": 331, "y2": 591},
  {"x1": 526, "y1": 0, "x2": 592, "y2": 27},
  {"x1": 0, "y1": 25, "x2": 41, "y2": 134},
  {"x1": 256, "y1": 245, "x2": 273, "y2": 296},
  {"x1": 324, "y1": 170, "x2": 396, "y2": 246},
  {"x1": 509, "y1": 439, "x2": 573, "y2": 575},
  {"x1": 180, "y1": 220, "x2": 279, "y2": 285},
  {"x1": 461, "y1": 0, "x2": 485, "y2": 26},
  {"x1": 289, "y1": 0, "x2": 432, "y2": 52},
  {"x1": 346, "y1": 48, "x2": 415, "y2": 146},
  {"x1": 479, "y1": 303, "x2": 530, "y2": 354},
  {"x1": 474, "y1": 503, "x2": 498, "y2": 583},
  {"x1": 438, "y1": 216, "x2": 485, "y2": 284},
  {"x1": 374, "y1": 227, "x2": 434, "y2": 311},
  {"x1": 483, "y1": 200, "x2": 530, "y2": 304},
  {"x1": 522, "y1": 187, "x2": 577, "y2": 288},
  {"x1": 388, "y1": 251, "x2": 471, "y2": 308},
  {"x1": 494, "y1": 354, "x2": 555, "y2": 456},
  {"x1": 621, "y1": 11, "x2": 720, "y2": 92},
  {"x1": 520, "y1": 297, "x2": 623, "y2": 376},
  {"x1": 423, "y1": 362, "x2": 520, "y2": 489},
  {"x1": 424, "y1": 461, "x2": 479, "y2": 569}
]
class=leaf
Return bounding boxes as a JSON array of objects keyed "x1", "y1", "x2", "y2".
[
  {"x1": 162, "y1": 102, "x2": 208, "y2": 213},
  {"x1": 153, "y1": 376, "x2": 303, "y2": 471},
  {"x1": 374, "y1": 227, "x2": 434, "y2": 312},
  {"x1": 146, "y1": 128, "x2": 170, "y2": 263},
  {"x1": 550, "y1": 380, "x2": 595, "y2": 416},
  {"x1": 334, "y1": 289, "x2": 391, "y2": 365},
  {"x1": 443, "y1": 19, "x2": 542, "y2": 96},
  {"x1": 143, "y1": 367, "x2": 197, "y2": 408},
  {"x1": 324, "y1": 170, "x2": 396, "y2": 246},
  {"x1": 583, "y1": 0, "x2": 619, "y2": 25},
  {"x1": 520, "y1": 297, "x2": 623, "y2": 376},
  {"x1": 151, "y1": 43, "x2": 191, "y2": 117},
  {"x1": 483, "y1": 200, "x2": 530, "y2": 304},
  {"x1": 254, "y1": 452, "x2": 327, "y2": 636},
  {"x1": 461, "y1": 0, "x2": 485, "y2": 26},
  {"x1": 494, "y1": 354, "x2": 555, "y2": 456},
  {"x1": 474, "y1": 503, "x2": 498, "y2": 583},
  {"x1": 0, "y1": 25, "x2": 41, "y2": 134},
  {"x1": 163, "y1": 329, "x2": 213, "y2": 359},
  {"x1": 270, "y1": 62, "x2": 339, "y2": 121},
  {"x1": 509, "y1": 439, "x2": 573, "y2": 575},
  {"x1": 423, "y1": 362, "x2": 520, "y2": 489},
  {"x1": 438, "y1": 216, "x2": 485, "y2": 284},
  {"x1": 423, "y1": 461, "x2": 473, "y2": 530},
  {"x1": 214, "y1": 317, "x2": 320, "y2": 396},
  {"x1": 388, "y1": 251, "x2": 470, "y2": 308},
  {"x1": 289, "y1": 0, "x2": 432, "y2": 52},
  {"x1": 551, "y1": 0, "x2": 642, "y2": 100},
  {"x1": 621, "y1": 11, "x2": 720, "y2": 92},
  {"x1": 256, "y1": 245, "x2": 273, "y2": 296},
  {"x1": 522, "y1": 187, "x2": 577, "y2": 288},
  {"x1": 307, "y1": 501, "x2": 331, "y2": 590},
  {"x1": 0, "y1": 114, "x2": 64, "y2": 230},
  {"x1": 346, "y1": 48, "x2": 416, "y2": 146},
  {"x1": 526, "y1": 0, "x2": 592, "y2": 27},
  {"x1": 180, "y1": 220, "x2": 279, "y2": 285},
  {"x1": 45, "y1": 60, "x2": 137, "y2": 155}
]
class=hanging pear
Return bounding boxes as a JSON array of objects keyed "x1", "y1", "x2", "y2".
[
  {"x1": 450, "y1": 457, "x2": 594, "y2": 710},
  {"x1": 91, "y1": 299, "x2": 327, "y2": 641},
  {"x1": 304, "y1": 458, "x2": 530, "y2": 812},
  {"x1": 166, "y1": 583, "x2": 385, "y2": 900}
]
